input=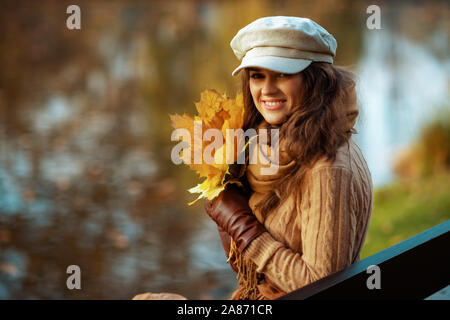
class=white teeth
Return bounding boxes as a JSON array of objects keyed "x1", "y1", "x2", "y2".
[{"x1": 265, "y1": 101, "x2": 283, "y2": 106}]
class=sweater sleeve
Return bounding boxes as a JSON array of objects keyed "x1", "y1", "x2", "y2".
[{"x1": 243, "y1": 166, "x2": 358, "y2": 293}]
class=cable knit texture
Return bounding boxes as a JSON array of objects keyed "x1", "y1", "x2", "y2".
[{"x1": 239, "y1": 136, "x2": 373, "y2": 297}]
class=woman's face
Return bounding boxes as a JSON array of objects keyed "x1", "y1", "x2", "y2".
[{"x1": 248, "y1": 67, "x2": 304, "y2": 125}]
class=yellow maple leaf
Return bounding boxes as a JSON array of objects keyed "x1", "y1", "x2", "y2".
[
  {"x1": 170, "y1": 89, "x2": 245, "y2": 205},
  {"x1": 195, "y1": 89, "x2": 224, "y2": 125},
  {"x1": 169, "y1": 113, "x2": 195, "y2": 133}
]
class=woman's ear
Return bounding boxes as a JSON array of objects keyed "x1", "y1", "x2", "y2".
[
  {"x1": 345, "y1": 109, "x2": 359, "y2": 132},
  {"x1": 339, "y1": 83, "x2": 358, "y2": 132}
]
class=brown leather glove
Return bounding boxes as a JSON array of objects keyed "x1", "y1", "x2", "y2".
[{"x1": 205, "y1": 184, "x2": 266, "y2": 254}]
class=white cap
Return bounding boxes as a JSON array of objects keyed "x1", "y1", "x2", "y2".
[{"x1": 230, "y1": 16, "x2": 337, "y2": 76}]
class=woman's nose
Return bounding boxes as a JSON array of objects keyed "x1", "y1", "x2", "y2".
[{"x1": 261, "y1": 78, "x2": 278, "y2": 95}]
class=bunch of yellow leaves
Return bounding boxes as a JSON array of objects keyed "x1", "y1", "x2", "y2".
[
  {"x1": 170, "y1": 89, "x2": 261, "y2": 299},
  {"x1": 170, "y1": 89, "x2": 246, "y2": 205}
]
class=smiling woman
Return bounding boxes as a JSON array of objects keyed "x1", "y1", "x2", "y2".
[{"x1": 204, "y1": 16, "x2": 373, "y2": 300}]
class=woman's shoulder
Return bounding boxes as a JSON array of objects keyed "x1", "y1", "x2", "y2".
[
  {"x1": 309, "y1": 137, "x2": 370, "y2": 177},
  {"x1": 304, "y1": 137, "x2": 373, "y2": 198}
]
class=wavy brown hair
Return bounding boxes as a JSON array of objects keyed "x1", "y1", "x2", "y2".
[{"x1": 241, "y1": 62, "x2": 358, "y2": 215}]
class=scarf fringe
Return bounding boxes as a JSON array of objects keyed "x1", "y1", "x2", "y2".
[{"x1": 228, "y1": 239, "x2": 259, "y2": 300}]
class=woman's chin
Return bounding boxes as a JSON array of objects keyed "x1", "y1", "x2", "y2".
[{"x1": 263, "y1": 115, "x2": 286, "y2": 125}]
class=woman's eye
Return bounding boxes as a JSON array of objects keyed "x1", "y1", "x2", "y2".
[
  {"x1": 278, "y1": 73, "x2": 291, "y2": 78},
  {"x1": 250, "y1": 73, "x2": 263, "y2": 79}
]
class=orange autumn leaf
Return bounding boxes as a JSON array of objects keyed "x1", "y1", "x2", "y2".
[
  {"x1": 170, "y1": 89, "x2": 245, "y2": 204},
  {"x1": 169, "y1": 113, "x2": 195, "y2": 131},
  {"x1": 195, "y1": 89, "x2": 226, "y2": 125}
]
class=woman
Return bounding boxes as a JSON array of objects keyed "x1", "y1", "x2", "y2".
[{"x1": 205, "y1": 16, "x2": 373, "y2": 300}]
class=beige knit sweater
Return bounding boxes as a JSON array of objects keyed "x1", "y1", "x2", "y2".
[{"x1": 240, "y1": 136, "x2": 373, "y2": 297}]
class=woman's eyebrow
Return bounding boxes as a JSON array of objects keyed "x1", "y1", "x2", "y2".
[{"x1": 248, "y1": 68, "x2": 261, "y2": 72}]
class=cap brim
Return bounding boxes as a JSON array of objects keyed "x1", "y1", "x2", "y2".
[{"x1": 232, "y1": 56, "x2": 312, "y2": 76}]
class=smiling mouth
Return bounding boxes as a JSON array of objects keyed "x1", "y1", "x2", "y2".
[{"x1": 262, "y1": 100, "x2": 286, "y2": 110}]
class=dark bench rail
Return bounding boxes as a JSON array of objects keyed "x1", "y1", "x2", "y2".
[{"x1": 278, "y1": 220, "x2": 450, "y2": 300}]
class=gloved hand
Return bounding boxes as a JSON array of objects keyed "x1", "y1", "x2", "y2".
[{"x1": 204, "y1": 184, "x2": 266, "y2": 254}]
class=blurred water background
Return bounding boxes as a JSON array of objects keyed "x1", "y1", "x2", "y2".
[{"x1": 0, "y1": 0, "x2": 449, "y2": 299}]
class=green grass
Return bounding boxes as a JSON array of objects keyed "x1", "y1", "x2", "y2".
[{"x1": 360, "y1": 171, "x2": 450, "y2": 259}]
